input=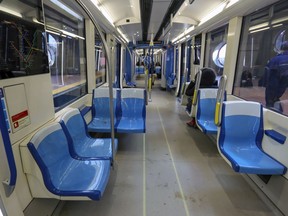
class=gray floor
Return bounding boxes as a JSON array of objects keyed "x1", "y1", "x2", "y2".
[{"x1": 59, "y1": 81, "x2": 279, "y2": 216}]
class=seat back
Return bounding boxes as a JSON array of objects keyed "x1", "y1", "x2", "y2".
[
  {"x1": 28, "y1": 123, "x2": 71, "y2": 186},
  {"x1": 60, "y1": 108, "x2": 88, "y2": 145},
  {"x1": 196, "y1": 88, "x2": 218, "y2": 123},
  {"x1": 118, "y1": 89, "x2": 146, "y2": 120},
  {"x1": 219, "y1": 101, "x2": 263, "y2": 149},
  {"x1": 92, "y1": 88, "x2": 117, "y2": 119}
]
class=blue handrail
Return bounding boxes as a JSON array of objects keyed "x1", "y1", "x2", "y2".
[{"x1": 0, "y1": 88, "x2": 17, "y2": 197}]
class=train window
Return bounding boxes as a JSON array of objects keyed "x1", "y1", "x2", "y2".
[
  {"x1": 95, "y1": 30, "x2": 106, "y2": 87},
  {"x1": 204, "y1": 25, "x2": 228, "y2": 76},
  {"x1": 233, "y1": 0, "x2": 288, "y2": 116},
  {"x1": 193, "y1": 34, "x2": 201, "y2": 65},
  {"x1": 0, "y1": 0, "x2": 49, "y2": 80},
  {"x1": 43, "y1": 1, "x2": 87, "y2": 111}
]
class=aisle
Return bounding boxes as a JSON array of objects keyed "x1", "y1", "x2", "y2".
[{"x1": 59, "y1": 82, "x2": 278, "y2": 216}]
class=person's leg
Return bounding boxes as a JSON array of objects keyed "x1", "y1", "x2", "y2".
[{"x1": 186, "y1": 117, "x2": 196, "y2": 127}]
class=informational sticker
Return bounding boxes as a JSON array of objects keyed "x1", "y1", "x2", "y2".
[
  {"x1": 4, "y1": 84, "x2": 31, "y2": 133},
  {"x1": 0, "y1": 88, "x2": 11, "y2": 133},
  {"x1": 11, "y1": 110, "x2": 30, "y2": 131}
]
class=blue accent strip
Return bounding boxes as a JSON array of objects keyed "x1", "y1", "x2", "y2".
[
  {"x1": 256, "y1": 105, "x2": 264, "y2": 149},
  {"x1": 80, "y1": 106, "x2": 91, "y2": 116},
  {"x1": 265, "y1": 130, "x2": 286, "y2": 145},
  {"x1": 0, "y1": 88, "x2": 17, "y2": 190}
]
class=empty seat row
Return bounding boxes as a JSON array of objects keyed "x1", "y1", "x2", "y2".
[
  {"x1": 191, "y1": 88, "x2": 287, "y2": 175},
  {"x1": 20, "y1": 108, "x2": 117, "y2": 200},
  {"x1": 218, "y1": 101, "x2": 287, "y2": 175},
  {"x1": 135, "y1": 66, "x2": 145, "y2": 74},
  {"x1": 88, "y1": 88, "x2": 146, "y2": 134}
]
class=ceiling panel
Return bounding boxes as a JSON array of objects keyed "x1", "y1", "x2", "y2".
[
  {"x1": 148, "y1": 0, "x2": 172, "y2": 41},
  {"x1": 121, "y1": 23, "x2": 143, "y2": 42},
  {"x1": 180, "y1": 0, "x2": 225, "y2": 21},
  {"x1": 98, "y1": 0, "x2": 141, "y2": 25}
]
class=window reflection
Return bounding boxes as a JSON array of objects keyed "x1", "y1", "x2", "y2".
[
  {"x1": 205, "y1": 25, "x2": 228, "y2": 76},
  {"x1": 193, "y1": 34, "x2": 201, "y2": 65},
  {"x1": 234, "y1": 0, "x2": 288, "y2": 115},
  {"x1": 274, "y1": 30, "x2": 287, "y2": 53},
  {"x1": 43, "y1": 1, "x2": 87, "y2": 111},
  {"x1": 0, "y1": 3, "x2": 48, "y2": 80},
  {"x1": 95, "y1": 31, "x2": 106, "y2": 87}
]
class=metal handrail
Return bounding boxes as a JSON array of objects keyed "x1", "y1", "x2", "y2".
[
  {"x1": 192, "y1": 69, "x2": 202, "y2": 106},
  {"x1": 75, "y1": 0, "x2": 116, "y2": 166},
  {"x1": 215, "y1": 75, "x2": 227, "y2": 126}
]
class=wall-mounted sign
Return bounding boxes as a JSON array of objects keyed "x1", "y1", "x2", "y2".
[{"x1": 4, "y1": 84, "x2": 31, "y2": 133}]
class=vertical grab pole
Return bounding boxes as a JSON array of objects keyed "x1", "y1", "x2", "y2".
[
  {"x1": 75, "y1": 0, "x2": 116, "y2": 166},
  {"x1": 215, "y1": 75, "x2": 227, "y2": 126},
  {"x1": 190, "y1": 69, "x2": 202, "y2": 118}
]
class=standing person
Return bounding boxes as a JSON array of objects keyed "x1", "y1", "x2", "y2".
[
  {"x1": 264, "y1": 41, "x2": 288, "y2": 112},
  {"x1": 186, "y1": 68, "x2": 217, "y2": 127}
]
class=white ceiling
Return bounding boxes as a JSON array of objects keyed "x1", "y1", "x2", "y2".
[
  {"x1": 148, "y1": 0, "x2": 172, "y2": 41},
  {"x1": 92, "y1": 0, "x2": 227, "y2": 42}
]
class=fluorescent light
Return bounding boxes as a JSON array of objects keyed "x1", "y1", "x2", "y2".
[
  {"x1": 91, "y1": 0, "x2": 115, "y2": 27},
  {"x1": 199, "y1": 2, "x2": 226, "y2": 25},
  {"x1": 117, "y1": 28, "x2": 129, "y2": 43},
  {"x1": 0, "y1": 6, "x2": 22, "y2": 18},
  {"x1": 46, "y1": 29, "x2": 61, "y2": 36},
  {"x1": 250, "y1": 27, "x2": 270, "y2": 34},
  {"x1": 61, "y1": 30, "x2": 85, "y2": 40},
  {"x1": 33, "y1": 18, "x2": 85, "y2": 40},
  {"x1": 271, "y1": 17, "x2": 288, "y2": 25},
  {"x1": 272, "y1": 24, "x2": 283, "y2": 28},
  {"x1": 248, "y1": 22, "x2": 269, "y2": 31},
  {"x1": 50, "y1": 0, "x2": 83, "y2": 21},
  {"x1": 179, "y1": 37, "x2": 186, "y2": 42},
  {"x1": 171, "y1": 25, "x2": 194, "y2": 43}
]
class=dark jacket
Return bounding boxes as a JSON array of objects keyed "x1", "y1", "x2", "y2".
[{"x1": 185, "y1": 68, "x2": 216, "y2": 96}]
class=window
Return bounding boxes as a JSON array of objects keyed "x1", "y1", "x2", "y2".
[
  {"x1": 193, "y1": 34, "x2": 202, "y2": 65},
  {"x1": 95, "y1": 30, "x2": 106, "y2": 87},
  {"x1": 43, "y1": 1, "x2": 87, "y2": 111},
  {"x1": 233, "y1": 0, "x2": 288, "y2": 116},
  {"x1": 204, "y1": 25, "x2": 228, "y2": 76},
  {"x1": 0, "y1": 0, "x2": 48, "y2": 80}
]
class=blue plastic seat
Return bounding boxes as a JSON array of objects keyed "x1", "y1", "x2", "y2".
[
  {"x1": 195, "y1": 88, "x2": 218, "y2": 134},
  {"x1": 136, "y1": 66, "x2": 145, "y2": 74},
  {"x1": 218, "y1": 101, "x2": 287, "y2": 175},
  {"x1": 60, "y1": 108, "x2": 118, "y2": 161},
  {"x1": 155, "y1": 66, "x2": 161, "y2": 74},
  {"x1": 167, "y1": 74, "x2": 176, "y2": 88},
  {"x1": 87, "y1": 88, "x2": 118, "y2": 133},
  {"x1": 27, "y1": 122, "x2": 110, "y2": 200},
  {"x1": 115, "y1": 89, "x2": 146, "y2": 133}
]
